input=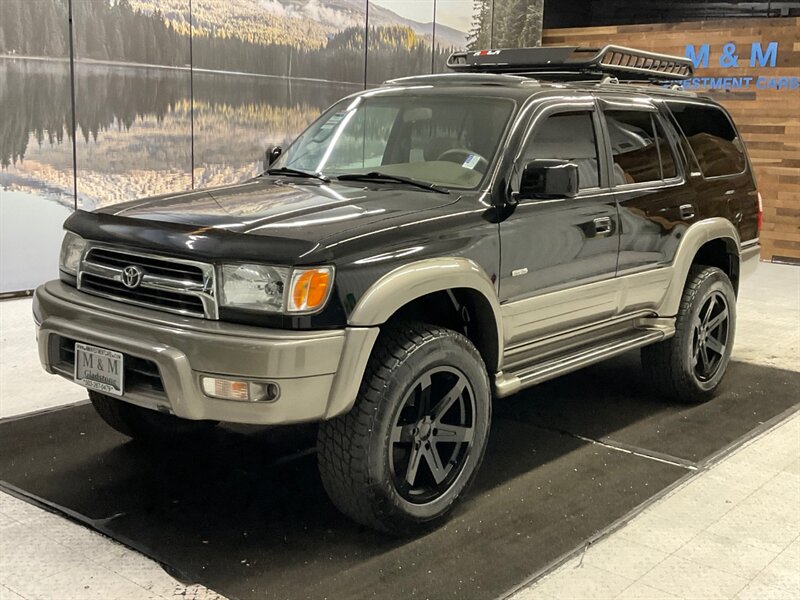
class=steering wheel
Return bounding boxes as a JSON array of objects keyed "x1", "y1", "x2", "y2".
[{"x1": 436, "y1": 148, "x2": 489, "y2": 172}]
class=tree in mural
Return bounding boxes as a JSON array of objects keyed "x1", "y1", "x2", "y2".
[
  {"x1": 467, "y1": 0, "x2": 543, "y2": 50},
  {"x1": 494, "y1": 0, "x2": 544, "y2": 47},
  {"x1": 467, "y1": 0, "x2": 492, "y2": 50}
]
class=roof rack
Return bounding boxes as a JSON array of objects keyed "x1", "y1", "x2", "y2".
[{"x1": 446, "y1": 45, "x2": 694, "y2": 82}]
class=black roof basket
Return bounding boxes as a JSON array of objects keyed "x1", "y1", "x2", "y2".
[{"x1": 446, "y1": 45, "x2": 694, "y2": 82}]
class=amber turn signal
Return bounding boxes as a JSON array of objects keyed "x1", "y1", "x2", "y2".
[{"x1": 288, "y1": 267, "x2": 334, "y2": 313}]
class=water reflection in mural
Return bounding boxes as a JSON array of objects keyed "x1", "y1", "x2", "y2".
[
  {"x1": 190, "y1": 0, "x2": 366, "y2": 189},
  {"x1": 192, "y1": 74, "x2": 360, "y2": 189},
  {"x1": 72, "y1": 0, "x2": 193, "y2": 210},
  {"x1": 0, "y1": 0, "x2": 74, "y2": 292}
]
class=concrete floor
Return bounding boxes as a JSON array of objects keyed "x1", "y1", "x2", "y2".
[{"x1": 0, "y1": 261, "x2": 798, "y2": 599}]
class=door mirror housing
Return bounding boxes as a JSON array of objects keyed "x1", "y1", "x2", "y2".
[
  {"x1": 514, "y1": 159, "x2": 579, "y2": 202},
  {"x1": 265, "y1": 145, "x2": 283, "y2": 168}
]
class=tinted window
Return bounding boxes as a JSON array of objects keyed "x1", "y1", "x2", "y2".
[
  {"x1": 656, "y1": 117, "x2": 678, "y2": 179},
  {"x1": 521, "y1": 111, "x2": 600, "y2": 189},
  {"x1": 606, "y1": 110, "x2": 678, "y2": 185},
  {"x1": 668, "y1": 102, "x2": 745, "y2": 177}
]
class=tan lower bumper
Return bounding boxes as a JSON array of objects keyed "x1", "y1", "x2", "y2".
[{"x1": 33, "y1": 280, "x2": 378, "y2": 425}]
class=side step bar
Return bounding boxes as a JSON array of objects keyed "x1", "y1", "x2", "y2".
[{"x1": 493, "y1": 327, "x2": 671, "y2": 398}]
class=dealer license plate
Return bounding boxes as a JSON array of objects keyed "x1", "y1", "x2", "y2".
[{"x1": 74, "y1": 343, "x2": 124, "y2": 397}]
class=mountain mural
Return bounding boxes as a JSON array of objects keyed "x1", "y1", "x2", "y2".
[{"x1": 127, "y1": 0, "x2": 470, "y2": 49}]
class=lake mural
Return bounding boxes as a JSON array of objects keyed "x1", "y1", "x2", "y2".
[{"x1": 0, "y1": 0, "x2": 542, "y2": 293}]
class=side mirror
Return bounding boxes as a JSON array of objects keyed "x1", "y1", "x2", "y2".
[
  {"x1": 514, "y1": 159, "x2": 579, "y2": 202},
  {"x1": 265, "y1": 145, "x2": 283, "y2": 168}
]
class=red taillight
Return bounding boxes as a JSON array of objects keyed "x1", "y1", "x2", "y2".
[{"x1": 757, "y1": 191, "x2": 763, "y2": 232}]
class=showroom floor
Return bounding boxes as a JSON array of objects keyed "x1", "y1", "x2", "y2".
[{"x1": 0, "y1": 261, "x2": 798, "y2": 600}]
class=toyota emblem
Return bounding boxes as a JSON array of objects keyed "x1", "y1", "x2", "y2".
[{"x1": 121, "y1": 265, "x2": 143, "y2": 289}]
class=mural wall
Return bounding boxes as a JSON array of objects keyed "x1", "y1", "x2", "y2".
[{"x1": 0, "y1": 0, "x2": 543, "y2": 293}]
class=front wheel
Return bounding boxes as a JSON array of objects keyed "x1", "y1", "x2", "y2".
[
  {"x1": 317, "y1": 322, "x2": 491, "y2": 535},
  {"x1": 642, "y1": 266, "x2": 736, "y2": 403}
]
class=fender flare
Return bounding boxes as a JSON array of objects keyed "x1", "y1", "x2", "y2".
[
  {"x1": 658, "y1": 217, "x2": 741, "y2": 316},
  {"x1": 323, "y1": 258, "x2": 503, "y2": 419},
  {"x1": 348, "y1": 257, "x2": 504, "y2": 365}
]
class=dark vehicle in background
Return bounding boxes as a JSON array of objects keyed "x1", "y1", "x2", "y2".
[{"x1": 34, "y1": 46, "x2": 761, "y2": 534}]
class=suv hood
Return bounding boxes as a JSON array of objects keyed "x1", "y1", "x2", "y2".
[
  {"x1": 101, "y1": 177, "x2": 455, "y2": 238},
  {"x1": 68, "y1": 177, "x2": 457, "y2": 264}
]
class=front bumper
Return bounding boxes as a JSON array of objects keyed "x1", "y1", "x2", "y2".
[{"x1": 33, "y1": 281, "x2": 378, "y2": 425}]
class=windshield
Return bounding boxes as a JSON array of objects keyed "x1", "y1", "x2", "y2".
[{"x1": 273, "y1": 94, "x2": 515, "y2": 189}]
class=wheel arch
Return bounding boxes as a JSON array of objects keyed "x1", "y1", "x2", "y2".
[
  {"x1": 659, "y1": 218, "x2": 741, "y2": 316},
  {"x1": 348, "y1": 257, "x2": 504, "y2": 373}
]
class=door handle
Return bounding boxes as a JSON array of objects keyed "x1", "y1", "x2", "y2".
[
  {"x1": 593, "y1": 217, "x2": 613, "y2": 237},
  {"x1": 679, "y1": 204, "x2": 696, "y2": 220}
]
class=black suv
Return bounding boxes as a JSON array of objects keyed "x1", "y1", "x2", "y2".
[{"x1": 34, "y1": 46, "x2": 761, "y2": 534}]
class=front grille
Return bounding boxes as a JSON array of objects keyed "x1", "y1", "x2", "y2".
[
  {"x1": 82, "y1": 273, "x2": 205, "y2": 314},
  {"x1": 51, "y1": 335, "x2": 165, "y2": 396},
  {"x1": 87, "y1": 248, "x2": 205, "y2": 283},
  {"x1": 77, "y1": 245, "x2": 217, "y2": 319}
]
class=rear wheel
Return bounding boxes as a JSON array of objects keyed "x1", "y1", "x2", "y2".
[
  {"x1": 642, "y1": 266, "x2": 736, "y2": 403},
  {"x1": 89, "y1": 390, "x2": 218, "y2": 442},
  {"x1": 317, "y1": 322, "x2": 491, "y2": 535}
]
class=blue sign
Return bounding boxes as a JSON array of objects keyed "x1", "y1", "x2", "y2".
[{"x1": 680, "y1": 42, "x2": 798, "y2": 92}]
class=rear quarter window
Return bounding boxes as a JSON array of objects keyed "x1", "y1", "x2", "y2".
[{"x1": 668, "y1": 102, "x2": 746, "y2": 178}]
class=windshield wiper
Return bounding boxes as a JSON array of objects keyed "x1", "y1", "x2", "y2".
[
  {"x1": 266, "y1": 167, "x2": 330, "y2": 183},
  {"x1": 337, "y1": 172, "x2": 450, "y2": 194}
]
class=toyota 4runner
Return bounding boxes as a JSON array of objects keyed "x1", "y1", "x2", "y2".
[{"x1": 34, "y1": 46, "x2": 761, "y2": 535}]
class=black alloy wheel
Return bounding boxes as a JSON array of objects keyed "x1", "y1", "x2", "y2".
[
  {"x1": 317, "y1": 322, "x2": 491, "y2": 535},
  {"x1": 389, "y1": 366, "x2": 476, "y2": 504},
  {"x1": 642, "y1": 265, "x2": 737, "y2": 404},
  {"x1": 692, "y1": 290, "x2": 730, "y2": 382}
]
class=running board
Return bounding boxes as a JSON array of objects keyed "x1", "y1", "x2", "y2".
[{"x1": 493, "y1": 328, "x2": 669, "y2": 398}]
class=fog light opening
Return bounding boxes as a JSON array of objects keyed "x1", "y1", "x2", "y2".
[{"x1": 263, "y1": 382, "x2": 280, "y2": 402}]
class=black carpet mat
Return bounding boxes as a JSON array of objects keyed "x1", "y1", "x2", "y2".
[{"x1": 1, "y1": 356, "x2": 798, "y2": 600}]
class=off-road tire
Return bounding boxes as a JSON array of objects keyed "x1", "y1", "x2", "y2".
[
  {"x1": 642, "y1": 266, "x2": 736, "y2": 403},
  {"x1": 317, "y1": 322, "x2": 491, "y2": 535},
  {"x1": 89, "y1": 390, "x2": 218, "y2": 442}
]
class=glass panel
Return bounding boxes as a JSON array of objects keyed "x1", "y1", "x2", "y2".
[
  {"x1": 432, "y1": 0, "x2": 489, "y2": 72},
  {"x1": 669, "y1": 103, "x2": 746, "y2": 177},
  {"x1": 606, "y1": 110, "x2": 662, "y2": 185},
  {"x1": 521, "y1": 112, "x2": 600, "y2": 189},
  {"x1": 0, "y1": 0, "x2": 74, "y2": 292},
  {"x1": 654, "y1": 117, "x2": 678, "y2": 179},
  {"x1": 277, "y1": 94, "x2": 514, "y2": 189},
  {"x1": 491, "y1": 1, "x2": 544, "y2": 47},
  {"x1": 191, "y1": 0, "x2": 366, "y2": 188},
  {"x1": 72, "y1": 0, "x2": 192, "y2": 211},
  {"x1": 366, "y1": 0, "x2": 434, "y2": 85}
]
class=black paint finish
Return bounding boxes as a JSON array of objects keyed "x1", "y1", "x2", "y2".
[
  {"x1": 61, "y1": 81, "x2": 758, "y2": 331},
  {"x1": 2, "y1": 357, "x2": 797, "y2": 600}
]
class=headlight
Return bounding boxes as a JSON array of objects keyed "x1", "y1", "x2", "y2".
[
  {"x1": 219, "y1": 264, "x2": 334, "y2": 314},
  {"x1": 59, "y1": 232, "x2": 87, "y2": 276},
  {"x1": 220, "y1": 264, "x2": 289, "y2": 312}
]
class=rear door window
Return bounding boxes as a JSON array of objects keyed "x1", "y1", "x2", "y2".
[
  {"x1": 605, "y1": 110, "x2": 679, "y2": 186},
  {"x1": 668, "y1": 102, "x2": 746, "y2": 178}
]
